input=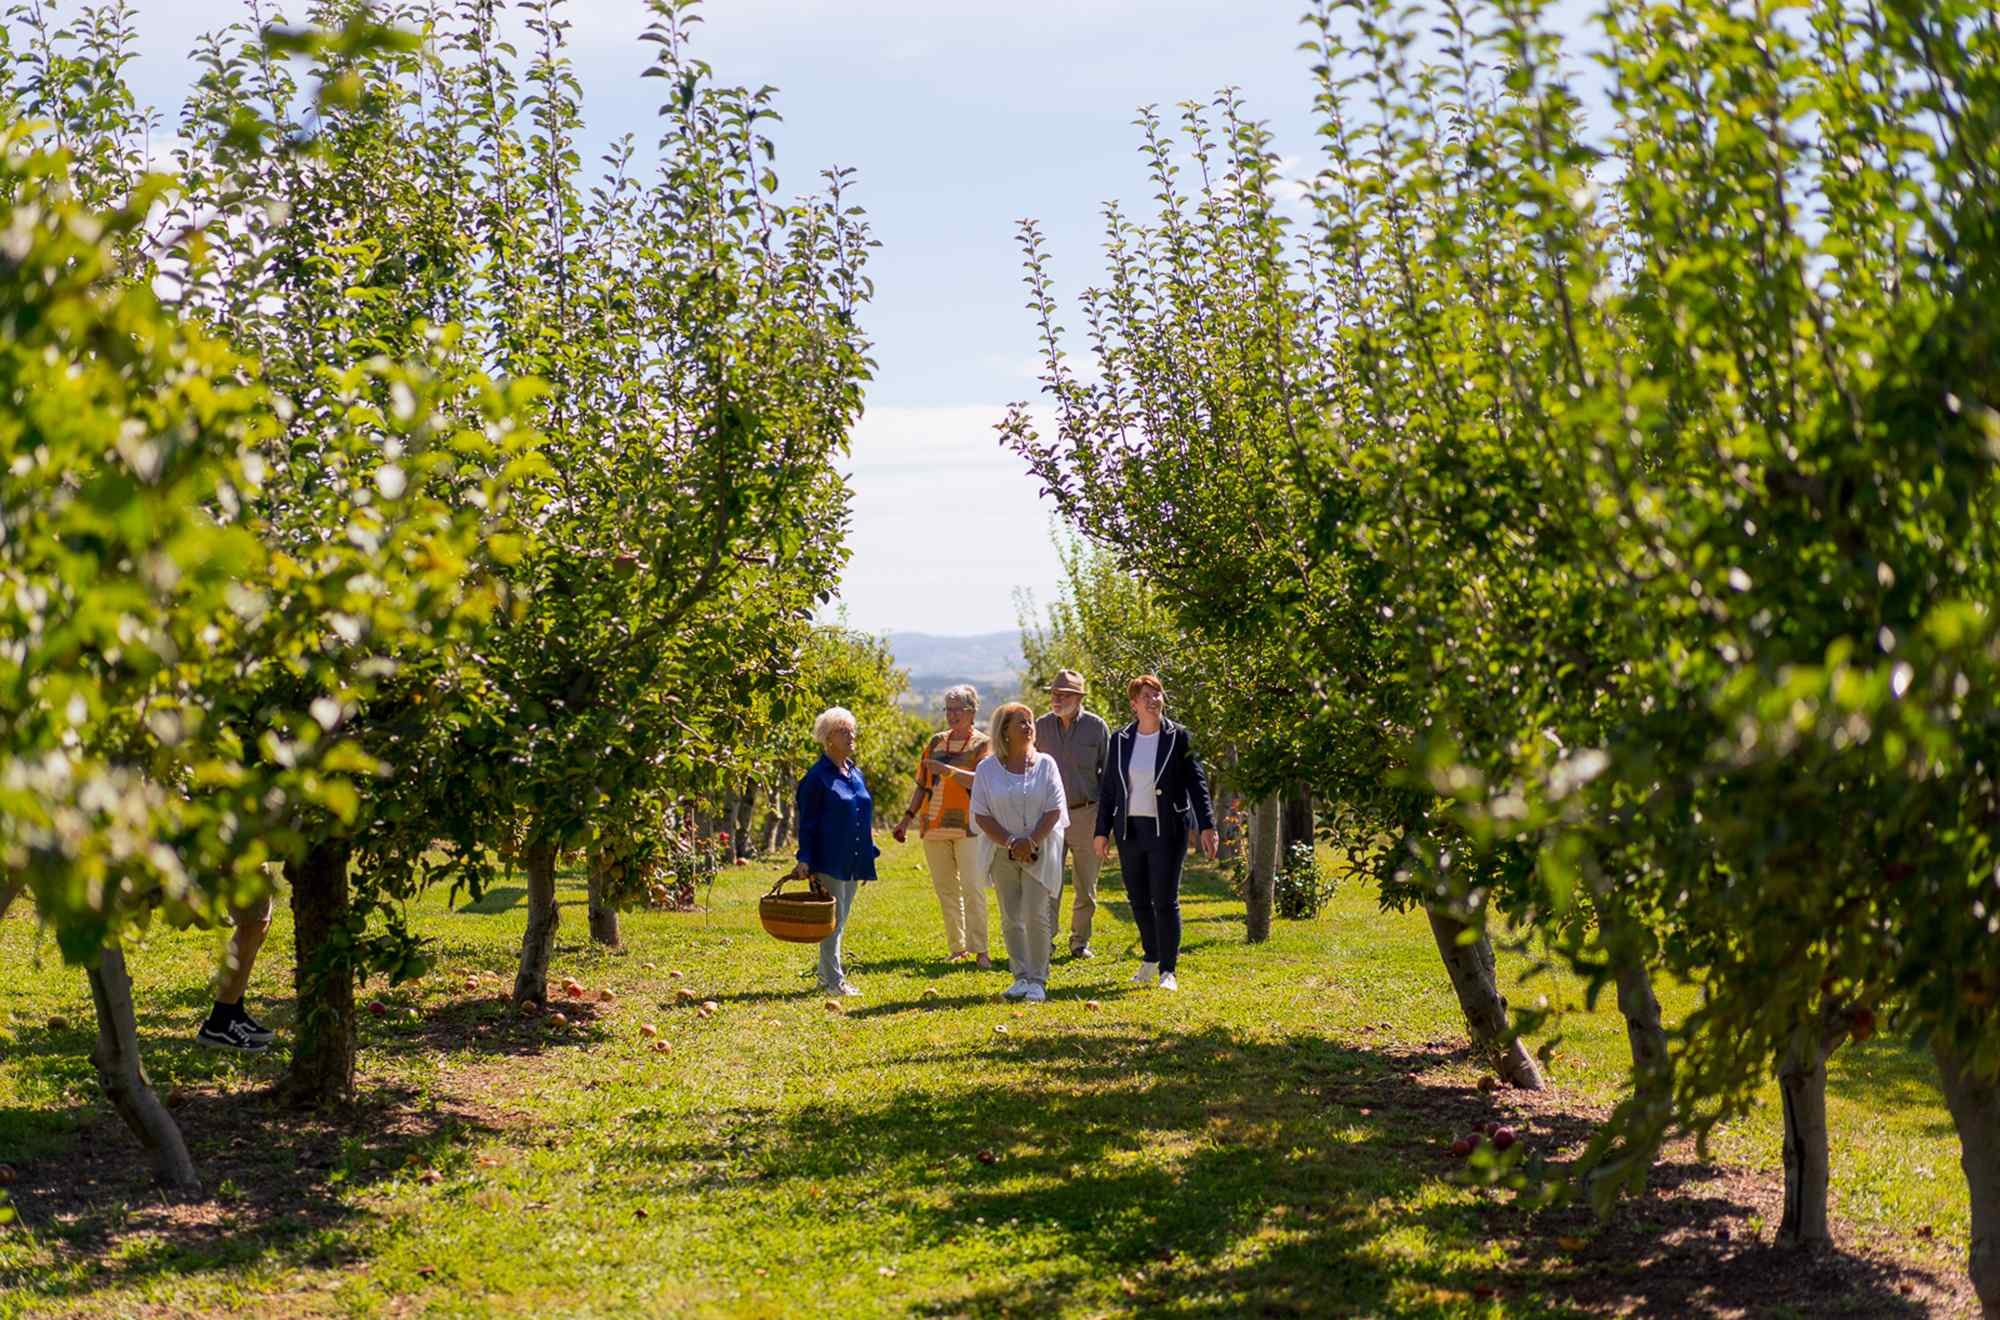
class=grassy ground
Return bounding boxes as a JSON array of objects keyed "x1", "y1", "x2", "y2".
[{"x1": 0, "y1": 839, "x2": 1976, "y2": 1317}]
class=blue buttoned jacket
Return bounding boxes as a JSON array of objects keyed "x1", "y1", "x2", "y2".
[{"x1": 794, "y1": 755, "x2": 880, "y2": 883}]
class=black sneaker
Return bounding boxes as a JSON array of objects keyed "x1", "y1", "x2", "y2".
[
  {"x1": 209, "y1": 1002, "x2": 276, "y2": 1044},
  {"x1": 196, "y1": 1017, "x2": 269, "y2": 1053}
]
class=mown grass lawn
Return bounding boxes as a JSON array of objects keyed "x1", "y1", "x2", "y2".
[{"x1": 0, "y1": 839, "x2": 1976, "y2": 1317}]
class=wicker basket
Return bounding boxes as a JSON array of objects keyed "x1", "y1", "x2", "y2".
[{"x1": 759, "y1": 874, "x2": 837, "y2": 944}]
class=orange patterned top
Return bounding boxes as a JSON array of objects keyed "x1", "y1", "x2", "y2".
[{"x1": 916, "y1": 729, "x2": 990, "y2": 839}]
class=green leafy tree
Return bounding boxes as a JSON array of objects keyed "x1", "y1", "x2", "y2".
[
  {"x1": 440, "y1": 0, "x2": 872, "y2": 1001},
  {"x1": 1002, "y1": 92, "x2": 1546, "y2": 1086},
  {"x1": 1007, "y1": 0, "x2": 2000, "y2": 1307},
  {"x1": 169, "y1": 2, "x2": 543, "y2": 1104}
]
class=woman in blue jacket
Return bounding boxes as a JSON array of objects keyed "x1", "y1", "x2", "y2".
[
  {"x1": 1092, "y1": 675, "x2": 1217, "y2": 991},
  {"x1": 792, "y1": 706, "x2": 881, "y2": 995}
]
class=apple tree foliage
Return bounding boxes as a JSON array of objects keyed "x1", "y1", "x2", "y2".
[{"x1": 1004, "y1": 0, "x2": 2000, "y2": 1304}]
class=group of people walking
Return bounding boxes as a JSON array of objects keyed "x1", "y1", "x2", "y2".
[{"x1": 788, "y1": 670, "x2": 1218, "y2": 1001}]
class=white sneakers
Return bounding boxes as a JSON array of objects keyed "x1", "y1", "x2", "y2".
[
  {"x1": 1002, "y1": 978, "x2": 1030, "y2": 1000},
  {"x1": 1023, "y1": 982, "x2": 1047, "y2": 1003},
  {"x1": 1158, "y1": 972, "x2": 1178, "y2": 992},
  {"x1": 1130, "y1": 961, "x2": 1159, "y2": 986}
]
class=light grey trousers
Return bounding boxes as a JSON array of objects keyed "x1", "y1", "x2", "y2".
[{"x1": 989, "y1": 856, "x2": 1053, "y2": 985}]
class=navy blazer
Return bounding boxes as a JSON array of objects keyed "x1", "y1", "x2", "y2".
[{"x1": 1094, "y1": 718, "x2": 1216, "y2": 842}]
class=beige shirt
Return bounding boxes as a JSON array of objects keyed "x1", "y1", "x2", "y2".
[{"x1": 1034, "y1": 708, "x2": 1109, "y2": 808}]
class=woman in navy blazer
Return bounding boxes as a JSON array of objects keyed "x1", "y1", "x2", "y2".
[{"x1": 1092, "y1": 675, "x2": 1217, "y2": 991}]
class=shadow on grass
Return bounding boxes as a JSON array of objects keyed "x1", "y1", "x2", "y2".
[
  {"x1": 1, "y1": 1080, "x2": 506, "y2": 1312},
  {"x1": 1826, "y1": 1037, "x2": 1956, "y2": 1138},
  {"x1": 629, "y1": 1028, "x2": 1947, "y2": 1318},
  {"x1": 455, "y1": 885, "x2": 527, "y2": 915}
]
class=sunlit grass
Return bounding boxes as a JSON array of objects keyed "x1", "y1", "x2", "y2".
[{"x1": 0, "y1": 837, "x2": 1969, "y2": 1317}]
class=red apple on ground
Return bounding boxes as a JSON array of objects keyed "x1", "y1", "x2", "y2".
[
  {"x1": 639, "y1": 1023, "x2": 658, "y2": 1038},
  {"x1": 548, "y1": 1012, "x2": 569, "y2": 1027},
  {"x1": 368, "y1": 1000, "x2": 388, "y2": 1017},
  {"x1": 1492, "y1": 1126, "x2": 1517, "y2": 1151},
  {"x1": 976, "y1": 1149, "x2": 997, "y2": 1165},
  {"x1": 652, "y1": 1039, "x2": 673, "y2": 1054},
  {"x1": 1450, "y1": 1137, "x2": 1475, "y2": 1158}
]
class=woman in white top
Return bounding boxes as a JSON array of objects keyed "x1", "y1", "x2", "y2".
[{"x1": 969, "y1": 701, "x2": 1070, "y2": 1002}]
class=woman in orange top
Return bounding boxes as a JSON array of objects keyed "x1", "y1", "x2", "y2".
[{"x1": 893, "y1": 684, "x2": 993, "y2": 966}]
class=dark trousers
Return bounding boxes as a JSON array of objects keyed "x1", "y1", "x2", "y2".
[{"x1": 1118, "y1": 816, "x2": 1185, "y2": 973}]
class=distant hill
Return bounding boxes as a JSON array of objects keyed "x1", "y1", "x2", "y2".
[{"x1": 883, "y1": 630, "x2": 1025, "y2": 712}]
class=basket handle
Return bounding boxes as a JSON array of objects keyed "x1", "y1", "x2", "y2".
[{"x1": 766, "y1": 872, "x2": 828, "y2": 899}]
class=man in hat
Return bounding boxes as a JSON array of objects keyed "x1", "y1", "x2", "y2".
[{"x1": 1034, "y1": 669, "x2": 1111, "y2": 958}]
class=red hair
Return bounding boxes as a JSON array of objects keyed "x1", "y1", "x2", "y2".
[{"x1": 1126, "y1": 674, "x2": 1164, "y2": 701}]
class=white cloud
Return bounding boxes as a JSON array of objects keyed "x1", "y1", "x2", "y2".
[{"x1": 832, "y1": 403, "x2": 1068, "y2": 636}]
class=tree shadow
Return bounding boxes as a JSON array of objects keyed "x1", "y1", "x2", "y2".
[
  {"x1": 454, "y1": 885, "x2": 527, "y2": 915},
  {"x1": 1826, "y1": 1037, "x2": 1957, "y2": 1137},
  {"x1": 0, "y1": 1081, "x2": 508, "y2": 1313},
  {"x1": 615, "y1": 1027, "x2": 1951, "y2": 1318}
]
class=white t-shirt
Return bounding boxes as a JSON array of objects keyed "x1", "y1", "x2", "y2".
[
  {"x1": 1128, "y1": 730, "x2": 1161, "y2": 818},
  {"x1": 969, "y1": 753, "x2": 1070, "y2": 895}
]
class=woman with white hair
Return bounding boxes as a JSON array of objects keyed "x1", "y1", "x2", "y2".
[
  {"x1": 970, "y1": 701, "x2": 1069, "y2": 1002},
  {"x1": 791, "y1": 706, "x2": 880, "y2": 995},
  {"x1": 893, "y1": 683, "x2": 992, "y2": 968}
]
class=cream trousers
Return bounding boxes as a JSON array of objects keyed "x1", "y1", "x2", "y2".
[{"x1": 922, "y1": 834, "x2": 987, "y2": 956}]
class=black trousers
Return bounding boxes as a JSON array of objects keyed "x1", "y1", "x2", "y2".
[{"x1": 1118, "y1": 816, "x2": 1186, "y2": 973}]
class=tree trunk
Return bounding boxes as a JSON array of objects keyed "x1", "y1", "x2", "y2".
[
  {"x1": 513, "y1": 836, "x2": 560, "y2": 1004},
  {"x1": 1279, "y1": 786, "x2": 1314, "y2": 856},
  {"x1": 1615, "y1": 955, "x2": 1672, "y2": 1114},
  {"x1": 1245, "y1": 792, "x2": 1280, "y2": 943},
  {"x1": 88, "y1": 946, "x2": 200, "y2": 1191},
  {"x1": 732, "y1": 786, "x2": 756, "y2": 859},
  {"x1": 585, "y1": 844, "x2": 621, "y2": 948},
  {"x1": 1934, "y1": 1036, "x2": 2000, "y2": 1318},
  {"x1": 284, "y1": 838, "x2": 356, "y2": 1108},
  {"x1": 1425, "y1": 908, "x2": 1545, "y2": 1090},
  {"x1": 1777, "y1": 1021, "x2": 1842, "y2": 1247}
]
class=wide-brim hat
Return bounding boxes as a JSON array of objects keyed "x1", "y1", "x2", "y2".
[{"x1": 1049, "y1": 668, "x2": 1086, "y2": 695}]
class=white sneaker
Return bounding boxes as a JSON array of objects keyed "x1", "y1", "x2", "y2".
[
  {"x1": 1002, "y1": 978, "x2": 1030, "y2": 1000},
  {"x1": 1023, "y1": 982, "x2": 1047, "y2": 1003},
  {"x1": 1130, "y1": 961, "x2": 1159, "y2": 987},
  {"x1": 1158, "y1": 972, "x2": 1178, "y2": 992}
]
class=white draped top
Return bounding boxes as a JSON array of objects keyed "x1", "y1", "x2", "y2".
[{"x1": 969, "y1": 752, "x2": 1070, "y2": 896}]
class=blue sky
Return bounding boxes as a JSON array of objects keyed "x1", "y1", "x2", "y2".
[{"x1": 115, "y1": 0, "x2": 1330, "y2": 636}]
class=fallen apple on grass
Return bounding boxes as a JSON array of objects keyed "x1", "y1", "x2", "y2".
[
  {"x1": 367, "y1": 1000, "x2": 388, "y2": 1017},
  {"x1": 976, "y1": 1149, "x2": 997, "y2": 1165},
  {"x1": 824, "y1": 1000, "x2": 844, "y2": 1013},
  {"x1": 598, "y1": 989, "x2": 616, "y2": 1004},
  {"x1": 700, "y1": 1000, "x2": 719, "y2": 1013},
  {"x1": 639, "y1": 1023, "x2": 659, "y2": 1039},
  {"x1": 651, "y1": 1039, "x2": 673, "y2": 1054},
  {"x1": 1492, "y1": 1126, "x2": 1517, "y2": 1151}
]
